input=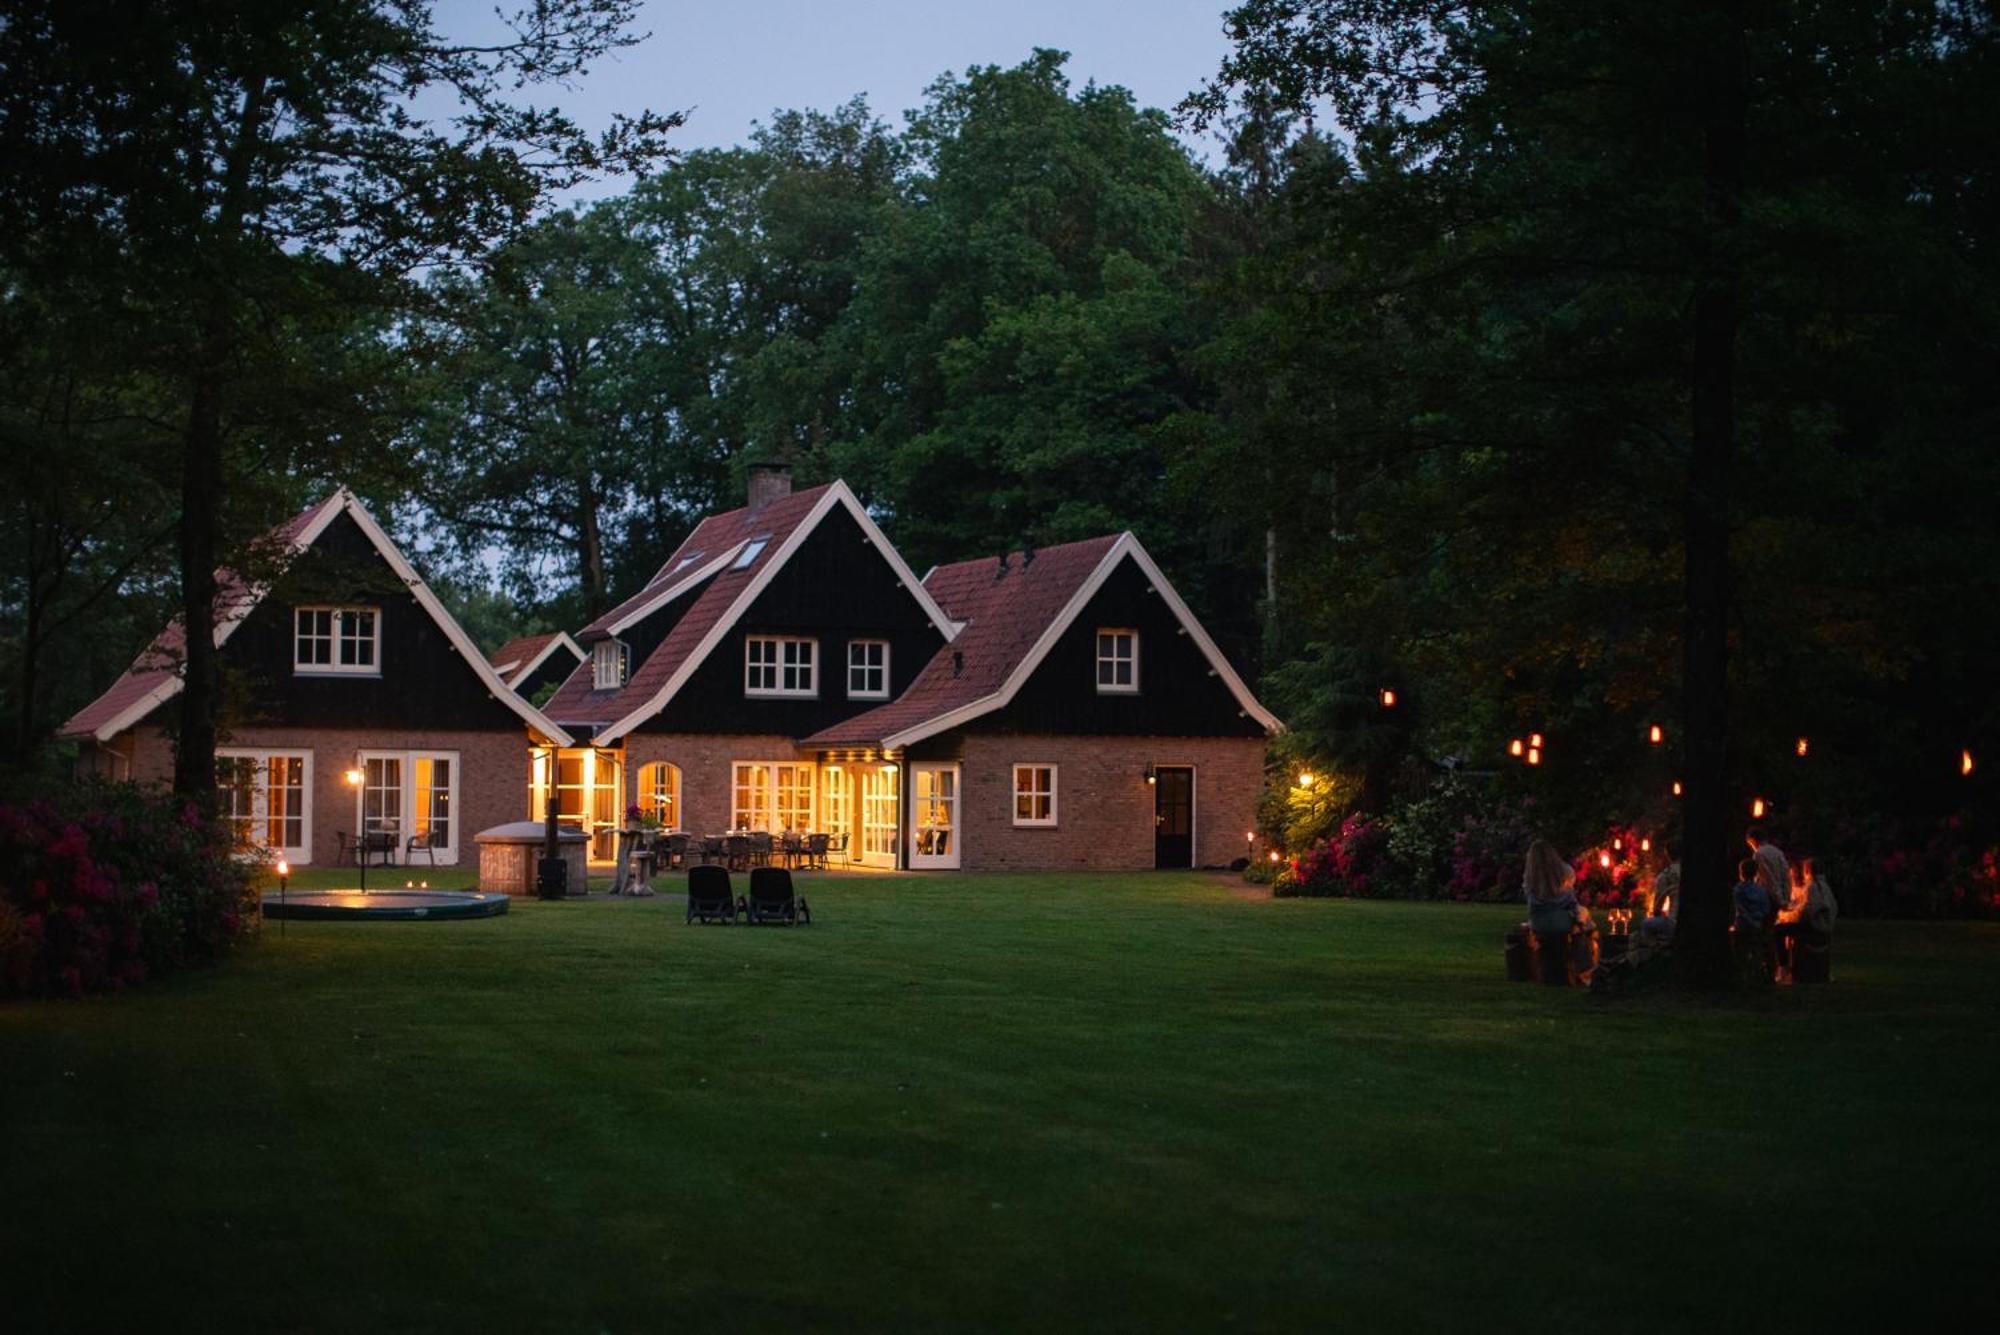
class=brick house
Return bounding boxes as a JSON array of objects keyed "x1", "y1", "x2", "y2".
[
  {"x1": 60, "y1": 490, "x2": 572, "y2": 867},
  {"x1": 544, "y1": 466, "x2": 1281, "y2": 870},
  {"x1": 63, "y1": 470, "x2": 1279, "y2": 873}
]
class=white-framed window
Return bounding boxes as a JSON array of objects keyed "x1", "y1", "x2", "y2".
[
  {"x1": 637, "y1": 762, "x2": 681, "y2": 828},
  {"x1": 1096, "y1": 628, "x2": 1138, "y2": 694},
  {"x1": 357, "y1": 749, "x2": 460, "y2": 863},
  {"x1": 216, "y1": 749, "x2": 313, "y2": 862},
  {"x1": 294, "y1": 606, "x2": 379, "y2": 675},
  {"x1": 847, "y1": 639, "x2": 890, "y2": 699},
  {"x1": 862, "y1": 765, "x2": 900, "y2": 864},
  {"x1": 911, "y1": 764, "x2": 959, "y2": 867},
  {"x1": 731, "y1": 761, "x2": 817, "y2": 831},
  {"x1": 1012, "y1": 764, "x2": 1058, "y2": 827},
  {"x1": 744, "y1": 635, "x2": 817, "y2": 697},
  {"x1": 591, "y1": 639, "x2": 628, "y2": 690},
  {"x1": 732, "y1": 536, "x2": 771, "y2": 570}
]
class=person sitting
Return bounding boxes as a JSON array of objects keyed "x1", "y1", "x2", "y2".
[
  {"x1": 1774, "y1": 855, "x2": 1838, "y2": 981},
  {"x1": 1746, "y1": 826, "x2": 1791, "y2": 918},
  {"x1": 1732, "y1": 857, "x2": 1772, "y2": 933},
  {"x1": 1639, "y1": 850, "x2": 1680, "y2": 946},
  {"x1": 1523, "y1": 838, "x2": 1596, "y2": 981}
]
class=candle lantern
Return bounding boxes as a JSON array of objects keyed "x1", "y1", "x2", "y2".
[
  {"x1": 1529, "y1": 733, "x2": 1544, "y2": 750},
  {"x1": 1963, "y1": 749, "x2": 1976, "y2": 777},
  {"x1": 1671, "y1": 781, "x2": 1683, "y2": 797},
  {"x1": 1380, "y1": 688, "x2": 1397, "y2": 708},
  {"x1": 1796, "y1": 737, "x2": 1810, "y2": 757},
  {"x1": 1752, "y1": 796, "x2": 1767, "y2": 819},
  {"x1": 1509, "y1": 739, "x2": 1524, "y2": 757},
  {"x1": 1649, "y1": 724, "x2": 1663, "y2": 745},
  {"x1": 1526, "y1": 747, "x2": 1541, "y2": 766}
]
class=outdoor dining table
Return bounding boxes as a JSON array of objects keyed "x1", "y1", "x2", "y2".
[{"x1": 610, "y1": 826, "x2": 658, "y2": 896}]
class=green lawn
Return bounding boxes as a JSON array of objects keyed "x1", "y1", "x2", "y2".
[{"x1": 4, "y1": 875, "x2": 1996, "y2": 1333}]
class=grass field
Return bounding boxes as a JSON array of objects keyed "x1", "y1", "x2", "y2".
[{"x1": 4, "y1": 872, "x2": 1996, "y2": 1333}]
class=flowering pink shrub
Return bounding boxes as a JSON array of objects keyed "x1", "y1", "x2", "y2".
[
  {"x1": 0, "y1": 784, "x2": 260, "y2": 998},
  {"x1": 1277, "y1": 814, "x2": 1394, "y2": 897}
]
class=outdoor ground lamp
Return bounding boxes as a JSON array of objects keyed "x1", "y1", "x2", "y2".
[
  {"x1": 275, "y1": 858, "x2": 289, "y2": 936},
  {"x1": 344, "y1": 767, "x2": 368, "y2": 894}
]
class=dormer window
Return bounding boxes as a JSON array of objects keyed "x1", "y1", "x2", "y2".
[
  {"x1": 591, "y1": 639, "x2": 629, "y2": 690},
  {"x1": 847, "y1": 640, "x2": 889, "y2": 699},
  {"x1": 294, "y1": 607, "x2": 379, "y2": 675},
  {"x1": 732, "y1": 536, "x2": 771, "y2": 570},
  {"x1": 1095, "y1": 629, "x2": 1138, "y2": 694},
  {"x1": 745, "y1": 635, "x2": 816, "y2": 697}
]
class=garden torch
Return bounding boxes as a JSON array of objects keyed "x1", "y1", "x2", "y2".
[{"x1": 276, "y1": 858, "x2": 289, "y2": 936}]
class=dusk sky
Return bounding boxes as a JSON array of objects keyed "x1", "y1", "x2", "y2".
[{"x1": 441, "y1": 0, "x2": 1240, "y2": 198}]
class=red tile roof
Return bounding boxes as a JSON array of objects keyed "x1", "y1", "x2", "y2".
[
  {"x1": 544, "y1": 484, "x2": 836, "y2": 729},
  {"x1": 490, "y1": 633, "x2": 557, "y2": 672},
  {"x1": 59, "y1": 495, "x2": 342, "y2": 741},
  {"x1": 802, "y1": 534, "x2": 1121, "y2": 749}
]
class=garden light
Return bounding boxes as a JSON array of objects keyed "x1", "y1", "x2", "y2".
[
  {"x1": 1526, "y1": 747, "x2": 1541, "y2": 766},
  {"x1": 1380, "y1": 688, "x2": 1397, "y2": 708},
  {"x1": 1964, "y1": 749, "x2": 1976, "y2": 777},
  {"x1": 1297, "y1": 772, "x2": 1314, "y2": 788},
  {"x1": 275, "y1": 858, "x2": 289, "y2": 935},
  {"x1": 1649, "y1": 724, "x2": 1663, "y2": 744},
  {"x1": 1529, "y1": 733, "x2": 1544, "y2": 749},
  {"x1": 1599, "y1": 852, "x2": 1612, "y2": 869},
  {"x1": 1672, "y1": 781, "x2": 1683, "y2": 796},
  {"x1": 1796, "y1": 737, "x2": 1810, "y2": 757},
  {"x1": 1752, "y1": 796, "x2": 1767, "y2": 819},
  {"x1": 1640, "y1": 837, "x2": 1652, "y2": 852},
  {"x1": 1268, "y1": 850, "x2": 1279, "y2": 863},
  {"x1": 1509, "y1": 739, "x2": 1524, "y2": 757}
]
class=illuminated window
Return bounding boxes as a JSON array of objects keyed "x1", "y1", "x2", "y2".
[
  {"x1": 216, "y1": 750, "x2": 311, "y2": 859},
  {"x1": 1095, "y1": 628, "x2": 1138, "y2": 694},
  {"x1": 745, "y1": 635, "x2": 816, "y2": 697},
  {"x1": 591, "y1": 639, "x2": 628, "y2": 690},
  {"x1": 294, "y1": 606, "x2": 379, "y2": 674},
  {"x1": 732, "y1": 761, "x2": 817, "y2": 831},
  {"x1": 637, "y1": 762, "x2": 681, "y2": 828},
  {"x1": 847, "y1": 640, "x2": 889, "y2": 699},
  {"x1": 1012, "y1": 764, "x2": 1057, "y2": 826}
]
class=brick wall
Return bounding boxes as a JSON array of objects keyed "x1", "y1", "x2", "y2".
[
  {"x1": 952, "y1": 734, "x2": 1267, "y2": 871},
  {"x1": 622, "y1": 733, "x2": 808, "y2": 835},
  {"x1": 123, "y1": 725, "x2": 533, "y2": 869}
]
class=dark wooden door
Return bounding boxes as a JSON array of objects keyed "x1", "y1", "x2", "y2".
[{"x1": 1154, "y1": 766, "x2": 1193, "y2": 869}]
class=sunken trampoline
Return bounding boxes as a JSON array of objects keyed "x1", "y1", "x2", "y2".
[{"x1": 260, "y1": 890, "x2": 510, "y2": 921}]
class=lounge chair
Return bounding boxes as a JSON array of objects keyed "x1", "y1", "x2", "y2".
[
  {"x1": 686, "y1": 864, "x2": 740, "y2": 924},
  {"x1": 746, "y1": 866, "x2": 811, "y2": 926}
]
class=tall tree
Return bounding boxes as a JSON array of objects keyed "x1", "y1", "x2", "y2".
[
  {"x1": 0, "y1": 0, "x2": 675, "y2": 795},
  {"x1": 1190, "y1": 1, "x2": 2000, "y2": 974}
]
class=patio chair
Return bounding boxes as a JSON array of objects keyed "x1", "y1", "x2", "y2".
[
  {"x1": 806, "y1": 833, "x2": 830, "y2": 871},
  {"x1": 779, "y1": 831, "x2": 804, "y2": 867},
  {"x1": 749, "y1": 831, "x2": 774, "y2": 866},
  {"x1": 829, "y1": 831, "x2": 850, "y2": 867},
  {"x1": 362, "y1": 827, "x2": 399, "y2": 867},
  {"x1": 685, "y1": 864, "x2": 740, "y2": 924},
  {"x1": 746, "y1": 866, "x2": 810, "y2": 926},
  {"x1": 723, "y1": 834, "x2": 751, "y2": 872},
  {"x1": 404, "y1": 827, "x2": 443, "y2": 866},
  {"x1": 699, "y1": 835, "x2": 724, "y2": 863},
  {"x1": 663, "y1": 832, "x2": 691, "y2": 870}
]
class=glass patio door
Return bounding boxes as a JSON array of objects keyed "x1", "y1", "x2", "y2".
[
  {"x1": 910, "y1": 764, "x2": 960, "y2": 869},
  {"x1": 860, "y1": 765, "x2": 900, "y2": 869}
]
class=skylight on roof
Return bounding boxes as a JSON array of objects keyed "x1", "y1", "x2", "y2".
[
  {"x1": 731, "y1": 537, "x2": 770, "y2": 570},
  {"x1": 670, "y1": 549, "x2": 704, "y2": 575}
]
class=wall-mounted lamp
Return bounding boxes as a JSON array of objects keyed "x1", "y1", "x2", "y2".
[{"x1": 1144, "y1": 764, "x2": 1157, "y2": 785}]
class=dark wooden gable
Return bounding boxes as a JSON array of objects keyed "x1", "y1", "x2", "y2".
[
  {"x1": 512, "y1": 651, "x2": 579, "y2": 700},
  {"x1": 207, "y1": 510, "x2": 525, "y2": 733},
  {"x1": 924, "y1": 553, "x2": 1266, "y2": 749},
  {"x1": 642, "y1": 504, "x2": 948, "y2": 736}
]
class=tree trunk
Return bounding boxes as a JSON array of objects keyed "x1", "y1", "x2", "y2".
[
  {"x1": 577, "y1": 475, "x2": 607, "y2": 617},
  {"x1": 172, "y1": 373, "x2": 225, "y2": 796},
  {"x1": 1675, "y1": 7, "x2": 1746, "y2": 988},
  {"x1": 171, "y1": 73, "x2": 269, "y2": 799}
]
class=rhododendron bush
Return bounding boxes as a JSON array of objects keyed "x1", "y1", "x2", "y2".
[{"x1": 0, "y1": 784, "x2": 260, "y2": 998}]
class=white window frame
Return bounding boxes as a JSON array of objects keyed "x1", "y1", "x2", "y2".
[
  {"x1": 294, "y1": 605, "x2": 381, "y2": 676},
  {"x1": 1096, "y1": 627, "x2": 1139, "y2": 694},
  {"x1": 732, "y1": 536, "x2": 771, "y2": 569},
  {"x1": 1012, "y1": 763, "x2": 1058, "y2": 827},
  {"x1": 591, "y1": 639, "x2": 628, "y2": 690},
  {"x1": 216, "y1": 748, "x2": 314, "y2": 863},
  {"x1": 744, "y1": 635, "x2": 817, "y2": 698},
  {"x1": 731, "y1": 760, "x2": 817, "y2": 832},
  {"x1": 847, "y1": 639, "x2": 890, "y2": 700},
  {"x1": 356, "y1": 748, "x2": 461, "y2": 864},
  {"x1": 637, "y1": 761, "x2": 681, "y2": 829},
  {"x1": 910, "y1": 763, "x2": 960, "y2": 869}
]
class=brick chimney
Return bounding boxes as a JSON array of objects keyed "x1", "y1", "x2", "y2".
[{"x1": 746, "y1": 463, "x2": 792, "y2": 513}]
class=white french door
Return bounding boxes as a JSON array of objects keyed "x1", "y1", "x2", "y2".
[
  {"x1": 216, "y1": 749, "x2": 313, "y2": 864},
  {"x1": 860, "y1": 765, "x2": 900, "y2": 869},
  {"x1": 358, "y1": 750, "x2": 460, "y2": 863},
  {"x1": 910, "y1": 764, "x2": 960, "y2": 869}
]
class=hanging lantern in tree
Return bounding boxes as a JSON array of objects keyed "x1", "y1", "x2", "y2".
[
  {"x1": 1509, "y1": 739, "x2": 1524, "y2": 757},
  {"x1": 1380, "y1": 688, "x2": 1397, "y2": 708},
  {"x1": 1649, "y1": 724, "x2": 1663, "y2": 745},
  {"x1": 1752, "y1": 796, "x2": 1767, "y2": 819}
]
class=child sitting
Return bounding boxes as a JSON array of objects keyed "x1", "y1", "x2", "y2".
[{"x1": 1732, "y1": 857, "x2": 1771, "y2": 932}]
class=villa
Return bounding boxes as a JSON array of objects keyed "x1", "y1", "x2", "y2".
[{"x1": 62, "y1": 468, "x2": 1279, "y2": 873}]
